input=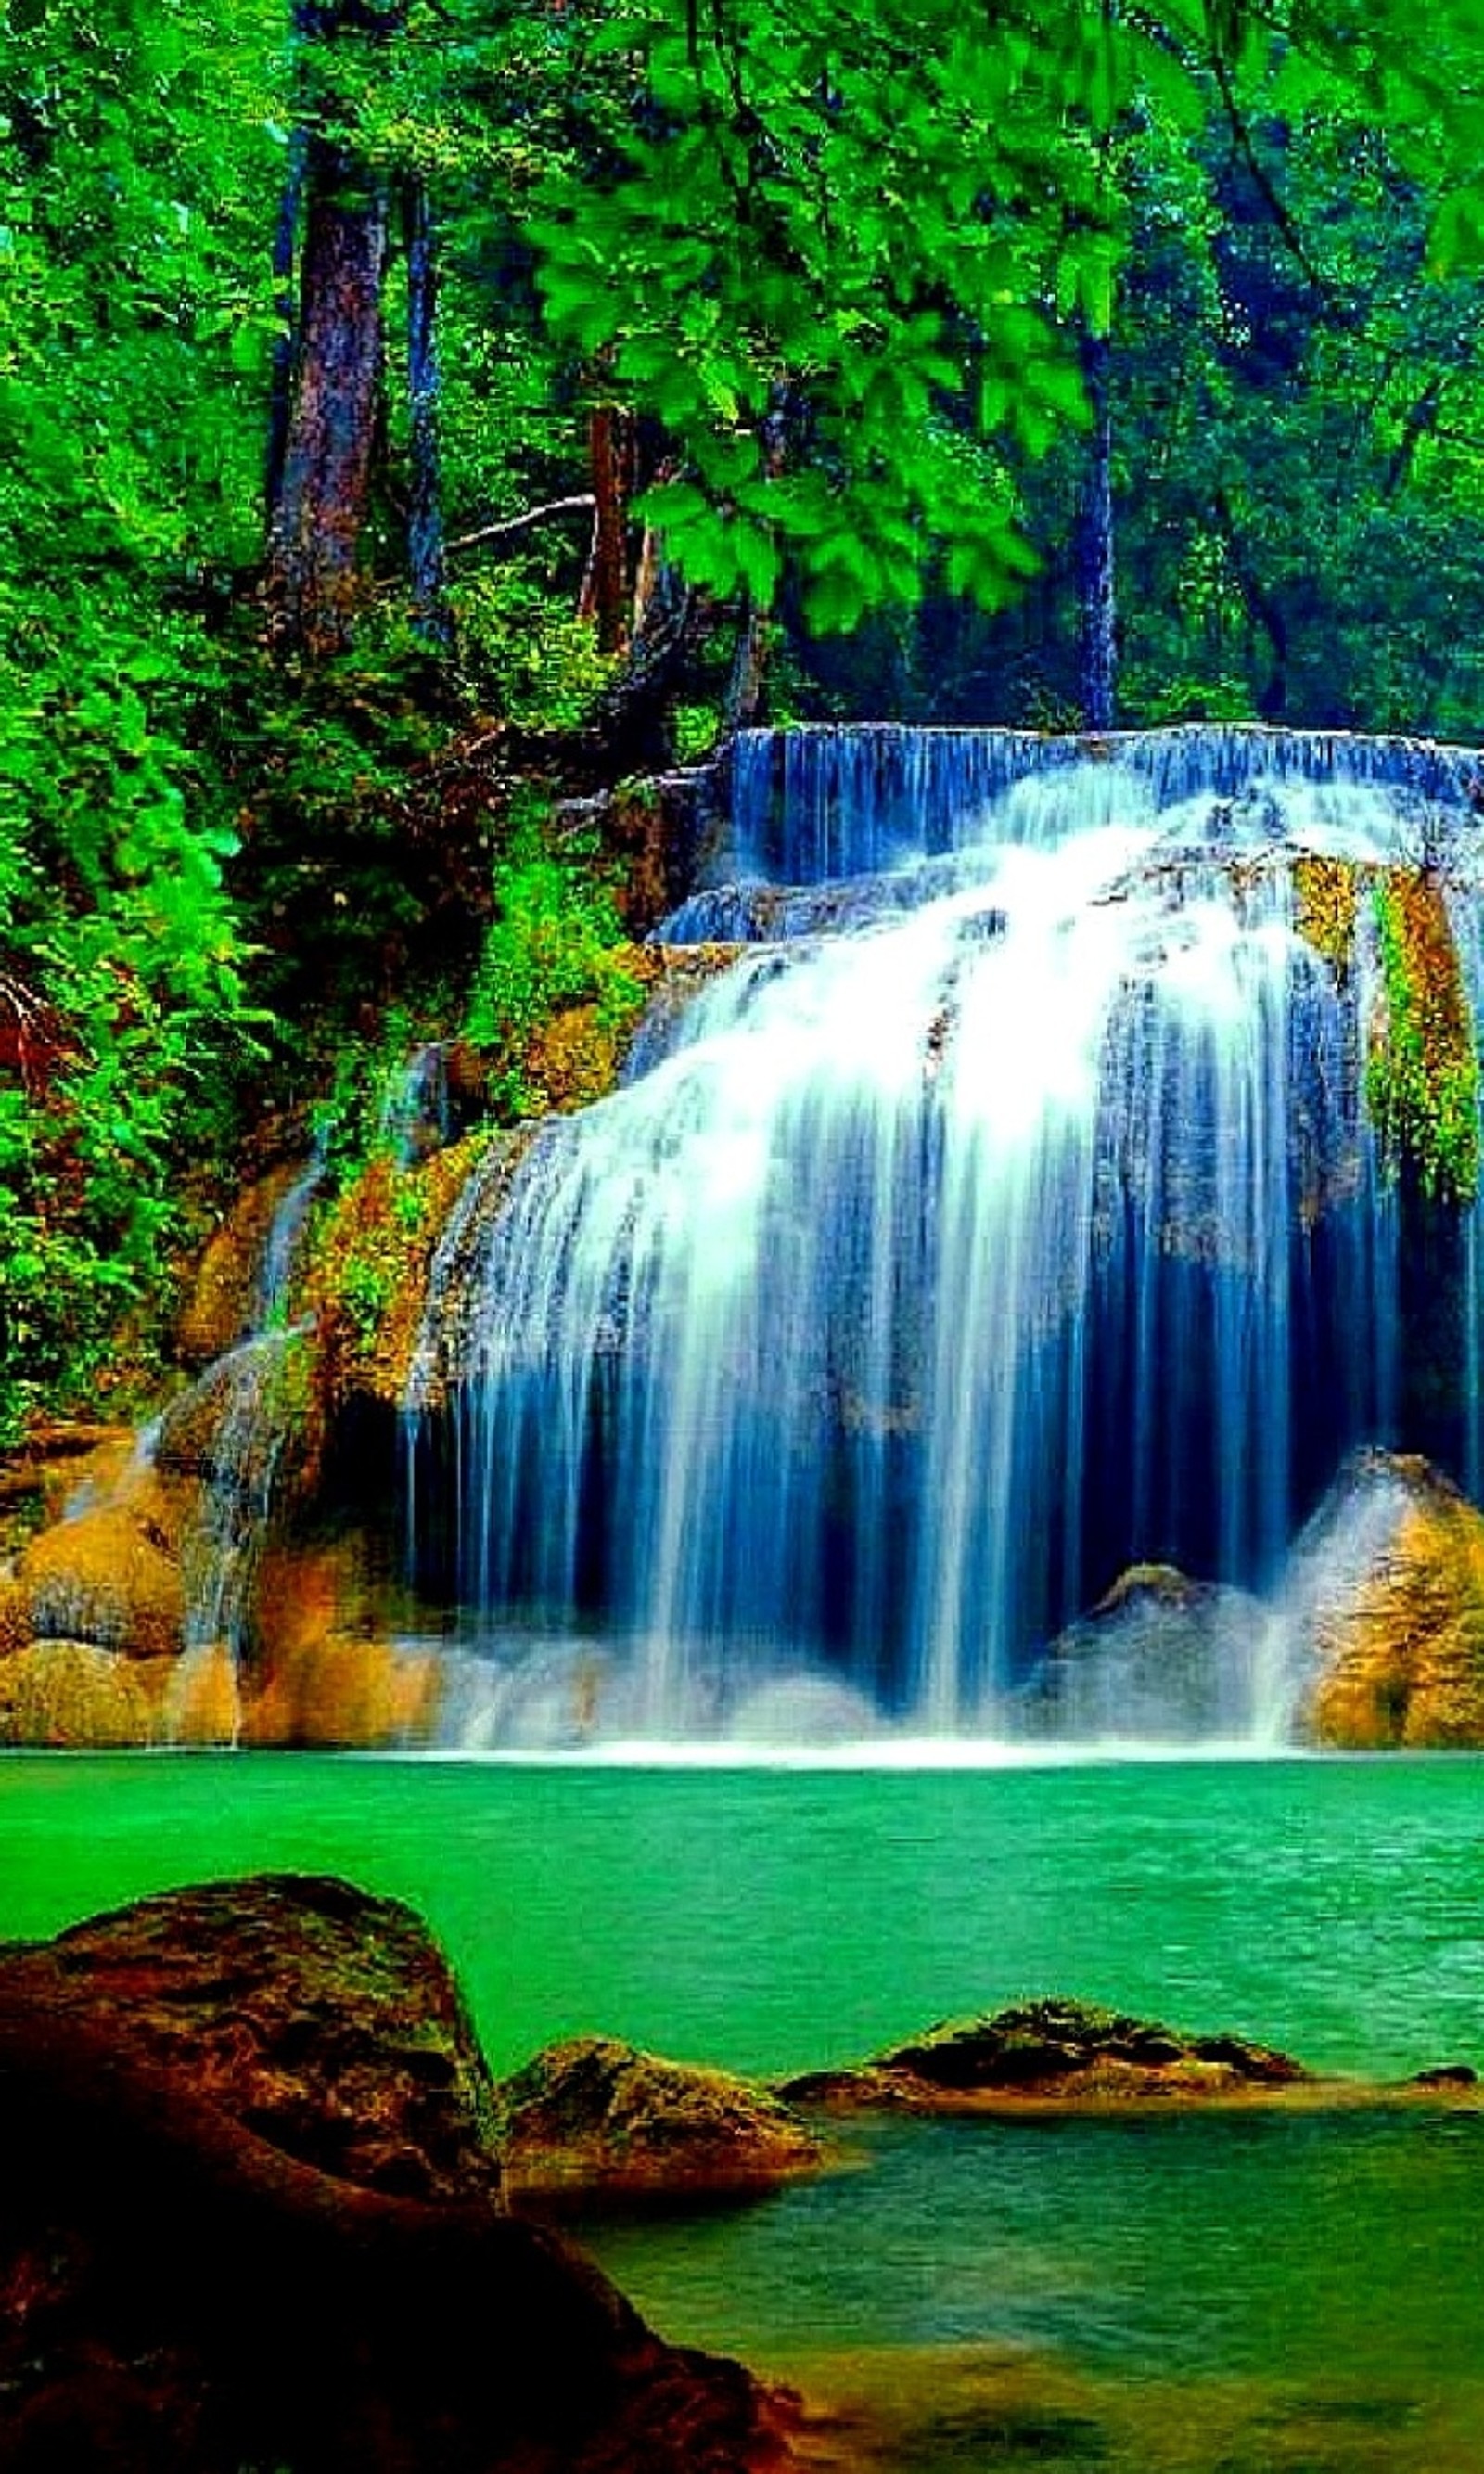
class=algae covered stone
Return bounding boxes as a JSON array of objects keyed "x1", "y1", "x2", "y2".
[{"x1": 493, "y1": 2034, "x2": 823, "y2": 2197}]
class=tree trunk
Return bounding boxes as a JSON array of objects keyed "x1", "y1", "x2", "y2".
[
  {"x1": 266, "y1": 135, "x2": 389, "y2": 653},
  {"x1": 264, "y1": 125, "x2": 307, "y2": 524},
  {"x1": 726, "y1": 591, "x2": 771, "y2": 729},
  {"x1": 1074, "y1": 326, "x2": 1117, "y2": 733},
  {"x1": 405, "y1": 176, "x2": 450, "y2": 646},
  {"x1": 582, "y1": 404, "x2": 633, "y2": 655}
]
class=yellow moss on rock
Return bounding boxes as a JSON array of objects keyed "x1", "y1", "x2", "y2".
[
  {"x1": 1292, "y1": 854, "x2": 1364, "y2": 980},
  {"x1": 176, "y1": 1167, "x2": 305, "y2": 1367},
  {"x1": 1302, "y1": 1455, "x2": 1484, "y2": 1748},
  {"x1": 0, "y1": 1641, "x2": 165, "y2": 1748},
  {"x1": 303, "y1": 1133, "x2": 491, "y2": 1408},
  {"x1": 1367, "y1": 867, "x2": 1480, "y2": 1205},
  {"x1": 19, "y1": 1461, "x2": 193, "y2": 1661}
]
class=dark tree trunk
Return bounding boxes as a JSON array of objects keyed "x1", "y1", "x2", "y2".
[
  {"x1": 1074, "y1": 326, "x2": 1117, "y2": 733},
  {"x1": 267, "y1": 135, "x2": 389, "y2": 652},
  {"x1": 584, "y1": 404, "x2": 633, "y2": 655},
  {"x1": 726, "y1": 592, "x2": 771, "y2": 729},
  {"x1": 404, "y1": 176, "x2": 450, "y2": 646},
  {"x1": 264, "y1": 125, "x2": 307, "y2": 524}
]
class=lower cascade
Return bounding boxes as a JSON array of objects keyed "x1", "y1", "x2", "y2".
[{"x1": 398, "y1": 726, "x2": 1484, "y2": 1746}]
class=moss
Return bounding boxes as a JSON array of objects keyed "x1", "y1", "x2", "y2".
[
  {"x1": 1366, "y1": 870, "x2": 1480, "y2": 1207},
  {"x1": 1293, "y1": 853, "x2": 1363, "y2": 981},
  {"x1": 303, "y1": 1132, "x2": 491, "y2": 1407},
  {"x1": 0, "y1": 1641, "x2": 164, "y2": 1748}
]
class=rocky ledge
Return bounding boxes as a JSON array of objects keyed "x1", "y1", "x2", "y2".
[
  {"x1": 493, "y1": 2034, "x2": 824, "y2": 2200},
  {"x1": 0, "y1": 1876, "x2": 800, "y2": 2474},
  {"x1": 779, "y1": 1997, "x2": 1312, "y2": 2112}
]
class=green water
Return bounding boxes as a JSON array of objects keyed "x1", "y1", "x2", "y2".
[{"x1": 5, "y1": 1750, "x2": 1484, "y2": 2469}]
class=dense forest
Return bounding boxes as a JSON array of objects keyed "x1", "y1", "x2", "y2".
[{"x1": 5, "y1": 0, "x2": 1484, "y2": 1430}]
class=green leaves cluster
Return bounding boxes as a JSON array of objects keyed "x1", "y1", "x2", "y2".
[
  {"x1": 532, "y1": 0, "x2": 1130, "y2": 633},
  {"x1": 463, "y1": 820, "x2": 643, "y2": 1122}
]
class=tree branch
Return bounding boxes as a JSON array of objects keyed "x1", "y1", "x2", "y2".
[{"x1": 445, "y1": 495, "x2": 597, "y2": 558}]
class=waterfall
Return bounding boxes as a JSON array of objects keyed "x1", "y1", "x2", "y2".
[
  {"x1": 406, "y1": 727, "x2": 1483, "y2": 1743},
  {"x1": 176, "y1": 1164, "x2": 323, "y2": 1670}
]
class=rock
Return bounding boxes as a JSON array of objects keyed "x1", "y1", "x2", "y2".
[
  {"x1": 37, "y1": 1876, "x2": 505, "y2": 2202},
  {"x1": 0, "y1": 1877, "x2": 799, "y2": 2473},
  {"x1": 1287, "y1": 1450, "x2": 1484, "y2": 1747},
  {"x1": 19, "y1": 1455, "x2": 192, "y2": 1662},
  {"x1": 176, "y1": 1165, "x2": 309, "y2": 1367},
  {"x1": 1017, "y1": 1565, "x2": 1269, "y2": 1741},
  {"x1": 237, "y1": 1540, "x2": 443, "y2": 1749},
  {"x1": 243, "y1": 1632, "x2": 442, "y2": 1750},
  {"x1": 780, "y1": 1997, "x2": 1309, "y2": 2113},
  {"x1": 493, "y1": 2035, "x2": 823, "y2": 2198},
  {"x1": 1407, "y1": 2062, "x2": 1478, "y2": 2090},
  {"x1": 0, "y1": 1640, "x2": 165, "y2": 1747}
]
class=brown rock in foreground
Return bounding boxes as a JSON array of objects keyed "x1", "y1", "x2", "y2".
[
  {"x1": 493, "y1": 2034, "x2": 824, "y2": 2199},
  {"x1": 780, "y1": 1997, "x2": 1310, "y2": 2113},
  {"x1": 0, "y1": 1876, "x2": 799, "y2": 2474}
]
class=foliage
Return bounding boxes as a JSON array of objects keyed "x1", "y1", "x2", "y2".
[
  {"x1": 463, "y1": 822, "x2": 646, "y2": 1121},
  {"x1": 450, "y1": 560, "x2": 620, "y2": 734},
  {"x1": 1366, "y1": 875, "x2": 1480, "y2": 1208}
]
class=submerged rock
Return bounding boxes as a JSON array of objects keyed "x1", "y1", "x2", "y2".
[
  {"x1": 493, "y1": 2035, "x2": 823, "y2": 2198},
  {"x1": 1287, "y1": 1450, "x2": 1484, "y2": 1747},
  {"x1": 0, "y1": 1876, "x2": 800, "y2": 2473},
  {"x1": 1017, "y1": 1565, "x2": 1270, "y2": 1742},
  {"x1": 780, "y1": 1997, "x2": 1310, "y2": 2112}
]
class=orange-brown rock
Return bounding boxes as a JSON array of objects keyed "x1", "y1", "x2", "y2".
[
  {"x1": 1296, "y1": 1451, "x2": 1484, "y2": 1748},
  {"x1": 242, "y1": 1634, "x2": 441, "y2": 1750},
  {"x1": 0, "y1": 1574, "x2": 30, "y2": 1659},
  {"x1": 176, "y1": 1166, "x2": 307, "y2": 1368},
  {"x1": 303, "y1": 1134, "x2": 490, "y2": 1409},
  {"x1": 0, "y1": 1641, "x2": 166, "y2": 1748},
  {"x1": 19, "y1": 1457, "x2": 192, "y2": 1663},
  {"x1": 162, "y1": 1644, "x2": 241, "y2": 1747}
]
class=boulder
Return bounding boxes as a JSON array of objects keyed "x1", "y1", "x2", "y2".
[
  {"x1": 780, "y1": 1997, "x2": 1309, "y2": 2113},
  {"x1": 19, "y1": 1455, "x2": 192, "y2": 1662},
  {"x1": 176, "y1": 1165, "x2": 308, "y2": 1368},
  {"x1": 493, "y1": 2035, "x2": 823, "y2": 2198},
  {"x1": 1287, "y1": 1450, "x2": 1484, "y2": 1747},
  {"x1": 0, "y1": 1640, "x2": 166, "y2": 1748},
  {"x1": 0, "y1": 1877, "x2": 800, "y2": 2473},
  {"x1": 1017, "y1": 1564, "x2": 1268, "y2": 1741}
]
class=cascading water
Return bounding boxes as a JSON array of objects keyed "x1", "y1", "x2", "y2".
[
  {"x1": 176, "y1": 1160, "x2": 323, "y2": 1672},
  {"x1": 406, "y1": 726, "x2": 1484, "y2": 1746}
]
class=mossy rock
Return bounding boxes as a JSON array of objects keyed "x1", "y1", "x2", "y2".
[
  {"x1": 303, "y1": 1134, "x2": 492, "y2": 1410},
  {"x1": 492, "y1": 2035, "x2": 823, "y2": 2198},
  {"x1": 34, "y1": 1874, "x2": 505, "y2": 2204},
  {"x1": 0, "y1": 1641, "x2": 165, "y2": 1748},
  {"x1": 19, "y1": 1481, "x2": 189, "y2": 1662},
  {"x1": 1295, "y1": 1450, "x2": 1484, "y2": 1747},
  {"x1": 781, "y1": 1998, "x2": 1307, "y2": 2111},
  {"x1": 176, "y1": 1166, "x2": 307, "y2": 1368}
]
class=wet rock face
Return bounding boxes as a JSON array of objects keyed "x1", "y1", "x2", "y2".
[
  {"x1": 0, "y1": 1876, "x2": 798, "y2": 2474},
  {"x1": 781, "y1": 1998, "x2": 1309, "y2": 2112},
  {"x1": 1290, "y1": 1450, "x2": 1484, "y2": 1747},
  {"x1": 1017, "y1": 1565, "x2": 1269, "y2": 1742},
  {"x1": 493, "y1": 2035, "x2": 823, "y2": 2198}
]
